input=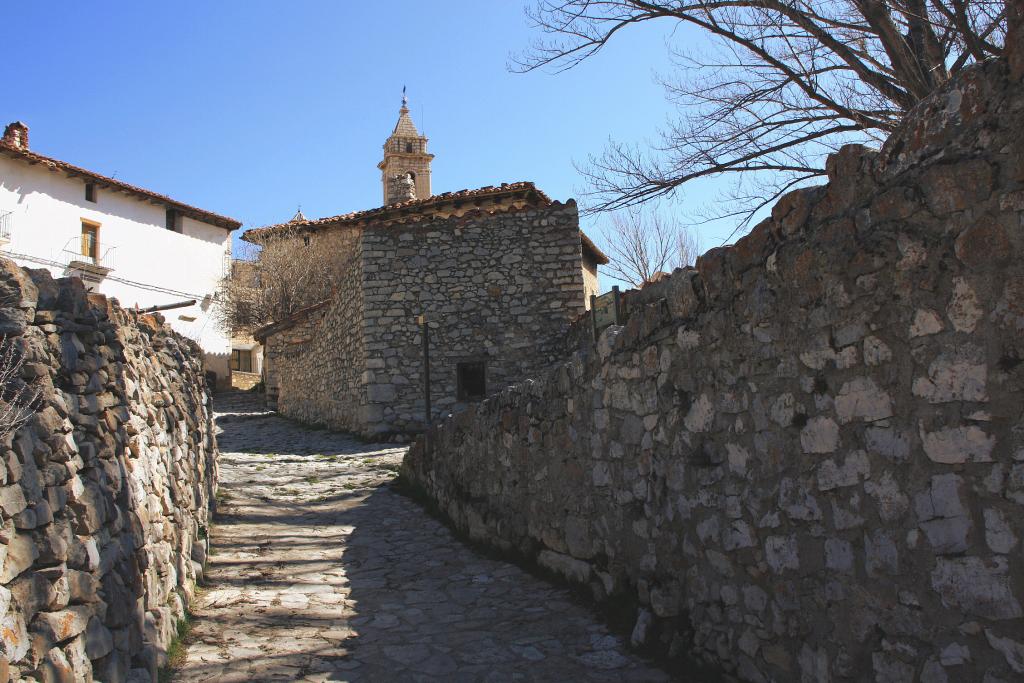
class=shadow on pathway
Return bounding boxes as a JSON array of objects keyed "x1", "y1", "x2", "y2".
[{"x1": 174, "y1": 391, "x2": 672, "y2": 682}]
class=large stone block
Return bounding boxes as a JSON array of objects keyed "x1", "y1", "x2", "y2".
[
  {"x1": 921, "y1": 425, "x2": 995, "y2": 464},
  {"x1": 931, "y1": 557, "x2": 1022, "y2": 620},
  {"x1": 0, "y1": 531, "x2": 38, "y2": 583},
  {"x1": 32, "y1": 606, "x2": 91, "y2": 643}
]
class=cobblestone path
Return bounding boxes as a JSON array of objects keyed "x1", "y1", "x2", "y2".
[{"x1": 174, "y1": 392, "x2": 671, "y2": 682}]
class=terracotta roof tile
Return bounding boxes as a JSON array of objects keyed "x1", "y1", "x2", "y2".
[
  {"x1": 0, "y1": 139, "x2": 241, "y2": 230},
  {"x1": 243, "y1": 182, "x2": 552, "y2": 242}
]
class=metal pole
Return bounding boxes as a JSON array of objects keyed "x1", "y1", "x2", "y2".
[
  {"x1": 137, "y1": 299, "x2": 197, "y2": 314},
  {"x1": 419, "y1": 314, "x2": 431, "y2": 427}
]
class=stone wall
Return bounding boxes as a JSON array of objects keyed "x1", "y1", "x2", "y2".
[
  {"x1": 0, "y1": 260, "x2": 217, "y2": 682},
  {"x1": 264, "y1": 201, "x2": 588, "y2": 437},
  {"x1": 359, "y1": 201, "x2": 586, "y2": 434},
  {"x1": 259, "y1": 228, "x2": 365, "y2": 429},
  {"x1": 403, "y1": 58, "x2": 1024, "y2": 681},
  {"x1": 263, "y1": 266, "x2": 366, "y2": 431}
]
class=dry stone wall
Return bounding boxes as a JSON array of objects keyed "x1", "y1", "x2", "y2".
[
  {"x1": 262, "y1": 229, "x2": 367, "y2": 433},
  {"x1": 360, "y1": 202, "x2": 585, "y2": 434},
  {"x1": 0, "y1": 260, "x2": 217, "y2": 682},
  {"x1": 404, "y1": 58, "x2": 1024, "y2": 682},
  {"x1": 266, "y1": 202, "x2": 587, "y2": 437}
]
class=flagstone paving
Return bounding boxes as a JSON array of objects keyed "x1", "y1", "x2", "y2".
[{"x1": 173, "y1": 391, "x2": 672, "y2": 682}]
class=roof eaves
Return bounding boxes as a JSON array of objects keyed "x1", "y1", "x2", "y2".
[
  {"x1": 252, "y1": 299, "x2": 333, "y2": 341},
  {"x1": 580, "y1": 230, "x2": 610, "y2": 265},
  {"x1": 244, "y1": 182, "x2": 552, "y2": 242},
  {"x1": 0, "y1": 142, "x2": 242, "y2": 230}
]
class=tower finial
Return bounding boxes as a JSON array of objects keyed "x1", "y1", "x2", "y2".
[{"x1": 401, "y1": 85, "x2": 408, "y2": 109}]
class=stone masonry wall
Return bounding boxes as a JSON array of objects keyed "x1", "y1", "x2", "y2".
[
  {"x1": 404, "y1": 58, "x2": 1024, "y2": 681},
  {"x1": 262, "y1": 229, "x2": 367, "y2": 432},
  {"x1": 0, "y1": 260, "x2": 217, "y2": 682},
  {"x1": 360, "y1": 201, "x2": 586, "y2": 434},
  {"x1": 265, "y1": 201, "x2": 587, "y2": 438}
]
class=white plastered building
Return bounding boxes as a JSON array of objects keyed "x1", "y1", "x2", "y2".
[{"x1": 0, "y1": 121, "x2": 240, "y2": 387}]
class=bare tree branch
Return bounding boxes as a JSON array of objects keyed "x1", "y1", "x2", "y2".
[
  {"x1": 215, "y1": 229, "x2": 343, "y2": 334},
  {"x1": 600, "y1": 207, "x2": 699, "y2": 287},
  {"x1": 0, "y1": 335, "x2": 41, "y2": 441},
  {"x1": 515, "y1": 0, "x2": 1007, "y2": 225}
]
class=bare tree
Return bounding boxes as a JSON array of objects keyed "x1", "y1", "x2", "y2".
[
  {"x1": 215, "y1": 229, "x2": 340, "y2": 334},
  {"x1": 601, "y1": 207, "x2": 699, "y2": 287},
  {"x1": 515, "y1": 1, "x2": 1006, "y2": 228},
  {"x1": 0, "y1": 335, "x2": 40, "y2": 440}
]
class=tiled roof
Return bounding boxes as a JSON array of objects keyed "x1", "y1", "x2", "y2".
[
  {"x1": 252, "y1": 299, "x2": 331, "y2": 342},
  {"x1": 0, "y1": 136, "x2": 241, "y2": 231},
  {"x1": 580, "y1": 230, "x2": 610, "y2": 265},
  {"x1": 243, "y1": 182, "x2": 552, "y2": 242},
  {"x1": 244, "y1": 180, "x2": 608, "y2": 268}
]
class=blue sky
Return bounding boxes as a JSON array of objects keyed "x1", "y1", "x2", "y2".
[{"x1": 5, "y1": 1, "x2": 744, "y2": 287}]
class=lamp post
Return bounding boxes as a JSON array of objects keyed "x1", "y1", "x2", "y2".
[{"x1": 418, "y1": 314, "x2": 431, "y2": 428}]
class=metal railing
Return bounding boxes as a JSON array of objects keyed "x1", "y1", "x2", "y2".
[
  {"x1": 59, "y1": 235, "x2": 116, "y2": 272},
  {"x1": 0, "y1": 211, "x2": 12, "y2": 243}
]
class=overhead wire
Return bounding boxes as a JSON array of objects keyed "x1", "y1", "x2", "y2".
[{"x1": 3, "y1": 249, "x2": 212, "y2": 300}]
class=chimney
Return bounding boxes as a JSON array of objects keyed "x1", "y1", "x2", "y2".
[
  {"x1": 386, "y1": 172, "x2": 417, "y2": 205},
  {"x1": 2, "y1": 122, "x2": 29, "y2": 150}
]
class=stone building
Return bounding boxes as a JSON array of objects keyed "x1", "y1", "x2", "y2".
[{"x1": 247, "y1": 100, "x2": 607, "y2": 436}]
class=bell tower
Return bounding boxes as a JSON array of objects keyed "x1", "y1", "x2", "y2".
[{"x1": 378, "y1": 90, "x2": 434, "y2": 205}]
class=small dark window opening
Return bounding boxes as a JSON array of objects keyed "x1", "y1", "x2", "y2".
[
  {"x1": 84, "y1": 183, "x2": 96, "y2": 203},
  {"x1": 405, "y1": 142, "x2": 413, "y2": 153},
  {"x1": 303, "y1": 235, "x2": 311, "y2": 247},
  {"x1": 165, "y1": 209, "x2": 180, "y2": 232},
  {"x1": 457, "y1": 361, "x2": 486, "y2": 401},
  {"x1": 231, "y1": 349, "x2": 253, "y2": 373}
]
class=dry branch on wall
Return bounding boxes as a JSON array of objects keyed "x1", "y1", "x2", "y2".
[
  {"x1": 0, "y1": 334, "x2": 40, "y2": 440},
  {"x1": 216, "y1": 229, "x2": 343, "y2": 334}
]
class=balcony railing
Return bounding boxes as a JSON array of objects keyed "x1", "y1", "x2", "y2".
[
  {"x1": 0, "y1": 210, "x2": 12, "y2": 245},
  {"x1": 59, "y1": 235, "x2": 116, "y2": 279}
]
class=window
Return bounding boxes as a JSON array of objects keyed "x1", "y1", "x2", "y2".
[
  {"x1": 84, "y1": 183, "x2": 96, "y2": 203},
  {"x1": 456, "y1": 361, "x2": 486, "y2": 401},
  {"x1": 405, "y1": 142, "x2": 413, "y2": 153},
  {"x1": 303, "y1": 235, "x2": 311, "y2": 247},
  {"x1": 231, "y1": 349, "x2": 253, "y2": 373},
  {"x1": 166, "y1": 208, "x2": 180, "y2": 232},
  {"x1": 80, "y1": 221, "x2": 99, "y2": 261}
]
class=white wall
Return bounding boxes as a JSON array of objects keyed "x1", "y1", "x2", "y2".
[{"x1": 0, "y1": 156, "x2": 234, "y2": 383}]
